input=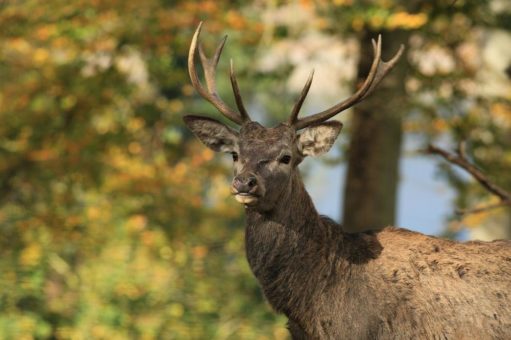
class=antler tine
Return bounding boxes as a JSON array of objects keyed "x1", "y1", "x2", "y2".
[
  {"x1": 288, "y1": 70, "x2": 314, "y2": 125},
  {"x1": 197, "y1": 35, "x2": 226, "y2": 95},
  {"x1": 293, "y1": 35, "x2": 405, "y2": 130},
  {"x1": 188, "y1": 22, "x2": 247, "y2": 125},
  {"x1": 230, "y1": 59, "x2": 250, "y2": 122}
]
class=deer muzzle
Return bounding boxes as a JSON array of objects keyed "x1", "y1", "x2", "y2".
[{"x1": 231, "y1": 174, "x2": 259, "y2": 205}]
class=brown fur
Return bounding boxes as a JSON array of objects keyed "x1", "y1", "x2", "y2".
[{"x1": 184, "y1": 117, "x2": 511, "y2": 339}]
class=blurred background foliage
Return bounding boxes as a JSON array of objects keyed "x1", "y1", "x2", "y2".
[{"x1": 0, "y1": 0, "x2": 510, "y2": 338}]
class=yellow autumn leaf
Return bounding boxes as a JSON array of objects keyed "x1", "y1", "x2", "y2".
[
  {"x1": 33, "y1": 48, "x2": 50, "y2": 65},
  {"x1": 333, "y1": 0, "x2": 352, "y2": 5},
  {"x1": 127, "y1": 214, "x2": 147, "y2": 232},
  {"x1": 34, "y1": 24, "x2": 57, "y2": 41},
  {"x1": 20, "y1": 244, "x2": 42, "y2": 267},
  {"x1": 387, "y1": 11, "x2": 428, "y2": 30},
  {"x1": 169, "y1": 303, "x2": 184, "y2": 318},
  {"x1": 491, "y1": 102, "x2": 511, "y2": 128},
  {"x1": 8, "y1": 37, "x2": 31, "y2": 54},
  {"x1": 28, "y1": 148, "x2": 58, "y2": 161}
]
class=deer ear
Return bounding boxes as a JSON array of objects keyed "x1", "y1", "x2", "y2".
[
  {"x1": 183, "y1": 115, "x2": 239, "y2": 153},
  {"x1": 298, "y1": 121, "x2": 343, "y2": 157}
]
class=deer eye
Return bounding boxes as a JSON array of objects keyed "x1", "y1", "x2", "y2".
[
  {"x1": 279, "y1": 155, "x2": 292, "y2": 164},
  {"x1": 231, "y1": 152, "x2": 238, "y2": 162}
]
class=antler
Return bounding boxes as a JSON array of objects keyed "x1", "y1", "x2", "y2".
[
  {"x1": 288, "y1": 70, "x2": 314, "y2": 125},
  {"x1": 290, "y1": 35, "x2": 405, "y2": 130},
  {"x1": 188, "y1": 22, "x2": 250, "y2": 125}
]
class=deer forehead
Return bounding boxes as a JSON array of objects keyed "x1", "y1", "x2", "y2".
[
  {"x1": 238, "y1": 123, "x2": 296, "y2": 155},
  {"x1": 239, "y1": 123, "x2": 295, "y2": 145}
]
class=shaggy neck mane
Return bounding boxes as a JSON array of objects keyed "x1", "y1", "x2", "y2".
[
  {"x1": 243, "y1": 171, "x2": 382, "y2": 321},
  {"x1": 246, "y1": 171, "x2": 320, "y2": 234},
  {"x1": 245, "y1": 172, "x2": 324, "y2": 258}
]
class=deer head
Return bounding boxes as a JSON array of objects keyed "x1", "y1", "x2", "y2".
[{"x1": 183, "y1": 22, "x2": 404, "y2": 212}]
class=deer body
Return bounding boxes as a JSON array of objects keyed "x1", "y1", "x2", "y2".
[
  {"x1": 245, "y1": 170, "x2": 511, "y2": 339},
  {"x1": 183, "y1": 23, "x2": 511, "y2": 339}
]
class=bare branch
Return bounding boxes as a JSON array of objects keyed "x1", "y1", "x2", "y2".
[
  {"x1": 456, "y1": 201, "x2": 511, "y2": 216},
  {"x1": 427, "y1": 143, "x2": 511, "y2": 215},
  {"x1": 456, "y1": 140, "x2": 466, "y2": 160}
]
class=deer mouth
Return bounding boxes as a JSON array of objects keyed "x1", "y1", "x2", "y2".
[{"x1": 233, "y1": 193, "x2": 259, "y2": 205}]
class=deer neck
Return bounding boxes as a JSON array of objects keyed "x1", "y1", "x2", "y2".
[
  {"x1": 244, "y1": 171, "x2": 334, "y2": 277},
  {"x1": 243, "y1": 171, "x2": 383, "y2": 323},
  {"x1": 245, "y1": 171, "x2": 321, "y2": 234}
]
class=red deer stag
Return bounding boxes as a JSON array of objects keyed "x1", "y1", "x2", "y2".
[{"x1": 183, "y1": 22, "x2": 511, "y2": 339}]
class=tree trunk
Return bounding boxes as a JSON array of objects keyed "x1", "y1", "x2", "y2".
[{"x1": 342, "y1": 30, "x2": 409, "y2": 233}]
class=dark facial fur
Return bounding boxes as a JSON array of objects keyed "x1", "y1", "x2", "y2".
[{"x1": 232, "y1": 122, "x2": 299, "y2": 211}]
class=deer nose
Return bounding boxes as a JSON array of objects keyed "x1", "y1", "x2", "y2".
[{"x1": 232, "y1": 174, "x2": 258, "y2": 194}]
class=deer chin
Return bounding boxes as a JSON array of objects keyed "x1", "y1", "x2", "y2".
[{"x1": 234, "y1": 193, "x2": 259, "y2": 205}]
